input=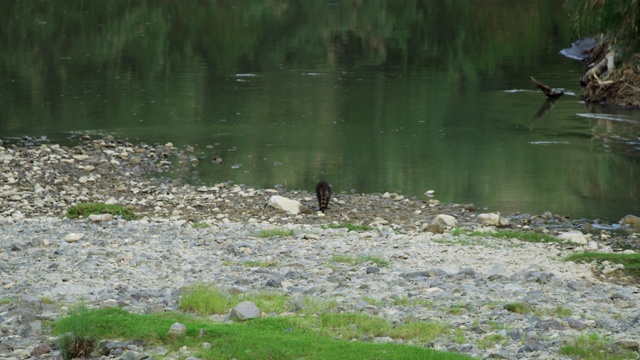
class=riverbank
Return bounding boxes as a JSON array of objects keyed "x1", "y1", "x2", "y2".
[{"x1": 1, "y1": 137, "x2": 639, "y2": 359}]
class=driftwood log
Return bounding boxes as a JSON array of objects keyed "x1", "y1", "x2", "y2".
[{"x1": 530, "y1": 76, "x2": 564, "y2": 98}]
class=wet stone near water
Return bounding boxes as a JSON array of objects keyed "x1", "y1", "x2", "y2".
[{"x1": 0, "y1": 138, "x2": 639, "y2": 359}]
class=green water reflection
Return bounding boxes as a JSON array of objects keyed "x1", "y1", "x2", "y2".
[{"x1": 0, "y1": 0, "x2": 638, "y2": 220}]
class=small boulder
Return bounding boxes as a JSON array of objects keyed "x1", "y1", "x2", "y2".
[
  {"x1": 64, "y1": 233, "x2": 84, "y2": 243},
  {"x1": 230, "y1": 301, "x2": 261, "y2": 321},
  {"x1": 433, "y1": 214, "x2": 458, "y2": 228},
  {"x1": 268, "y1": 195, "x2": 303, "y2": 215},
  {"x1": 89, "y1": 213, "x2": 114, "y2": 222},
  {"x1": 619, "y1": 214, "x2": 640, "y2": 230},
  {"x1": 557, "y1": 230, "x2": 588, "y2": 245},
  {"x1": 168, "y1": 322, "x2": 187, "y2": 337},
  {"x1": 477, "y1": 213, "x2": 500, "y2": 226}
]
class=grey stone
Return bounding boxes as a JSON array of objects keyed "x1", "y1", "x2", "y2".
[
  {"x1": 457, "y1": 267, "x2": 476, "y2": 277},
  {"x1": 230, "y1": 301, "x2": 261, "y2": 321},
  {"x1": 535, "y1": 319, "x2": 565, "y2": 331},
  {"x1": 30, "y1": 343, "x2": 51, "y2": 357},
  {"x1": 265, "y1": 278, "x2": 282, "y2": 288},
  {"x1": 366, "y1": 266, "x2": 380, "y2": 274},
  {"x1": 168, "y1": 322, "x2": 187, "y2": 336},
  {"x1": 564, "y1": 317, "x2": 587, "y2": 330},
  {"x1": 487, "y1": 264, "x2": 508, "y2": 278}
]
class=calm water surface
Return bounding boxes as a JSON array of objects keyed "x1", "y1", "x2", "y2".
[{"x1": 1, "y1": 1, "x2": 639, "y2": 220}]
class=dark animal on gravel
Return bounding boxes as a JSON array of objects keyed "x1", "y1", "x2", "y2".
[{"x1": 315, "y1": 181, "x2": 332, "y2": 212}]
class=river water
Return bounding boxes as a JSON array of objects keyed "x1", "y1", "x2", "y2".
[{"x1": 1, "y1": 1, "x2": 638, "y2": 220}]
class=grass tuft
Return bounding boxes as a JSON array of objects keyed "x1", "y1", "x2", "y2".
[
  {"x1": 257, "y1": 228, "x2": 294, "y2": 238},
  {"x1": 58, "y1": 333, "x2": 95, "y2": 360},
  {"x1": 54, "y1": 305, "x2": 98, "y2": 360},
  {"x1": 560, "y1": 332, "x2": 637, "y2": 360},
  {"x1": 325, "y1": 223, "x2": 374, "y2": 232},
  {"x1": 471, "y1": 229, "x2": 559, "y2": 243},
  {"x1": 191, "y1": 222, "x2": 211, "y2": 228},
  {"x1": 330, "y1": 254, "x2": 389, "y2": 268},
  {"x1": 179, "y1": 284, "x2": 234, "y2": 315},
  {"x1": 66, "y1": 202, "x2": 137, "y2": 220},
  {"x1": 504, "y1": 302, "x2": 534, "y2": 314},
  {"x1": 565, "y1": 252, "x2": 640, "y2": 278}
]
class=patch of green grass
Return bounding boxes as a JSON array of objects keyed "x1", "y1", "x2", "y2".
[
  {"x1": 436, "y1": 230, "x2": 494, "y2": 247},
  {"x1": 504, "y1": 302, "x2": 534, "y2": 314},
  {"x1": 330, "y1": 254, "x2": 389, "y2": 268},
  {"x1": 452, "y1": 328, "x2": 467, "y2": 344},
  {"x1": 361, "y1": 296, "x2": 383, "y2": 306},
  {"x1": 546, "y1": 305, "x2": 572, "y2": 318},
  {"x1": 483, "y1": 321, "x2": 504, "y2": 330},
  {"x1": 390, "y1": 320, "x2": 451, "y2": 343},
  {"x1": 470, "y1": 229, "x2": 559, "y2": 243},
  {"x1": 179, "y1": 285, "x2": 300, "y2": 316},
  {"x1": 325, "y1": 223, "x2": 374, "y2": 232},
  {"x1": 52, "y1": 307, "x2": 474, "y2": 360},
  {"x1": 54, "y1": 305, "x2": 99, "y2": 360},
  {"x1": 0, "y1": 298, "x2": 18, "y2": 305},
  {"x1": 257, "y1": 228, "x2": 294, "y2": 238},
  {"x1": 222, "y1": 260, "x2": 279, "y2": 268},
  {"x1": 179, "y1": 284, "x2": 234, "y2": 315},
  {"x1": 239, "y1": 292, "x2": 289, "y2": 314},
  {"x1": 477, "y1": 333, "x2": 507, "y2": 350},
  {"x1": 447, "y1": 303, "x2": 470, "y2": 315},
  {"x1": 392, "y1": 296, "x2": 430, "y2": 307},
  {"x1": 565, "y1": 252, "x2": 640, "y2": 277},
  {"x1": 66, "y1": 202, "x2": 137, "y2": 220},
  {"x1": 560, "y1": 332, "x2": 636, "y2": 360},
  {"x1": 242, "y1": 260, "x2": 279, "y2": 268},
  {"x1": 191, "y1": 222, "x2": 211, "y2": 228},
  {"x1": 312, "y1": 312, "x2": 450, "y2": 344}
]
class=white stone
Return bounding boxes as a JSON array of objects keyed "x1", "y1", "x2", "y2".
[
  {"x1": 89, "y1": 213, "x2": 114, "y2": 222},
  {"x1": 64, "y1": 233, "x2": 84, "y2": 242},
  {"x1": 433, "y1": 214, "x2": 458, "y2": 227},
  {"x1": 268, "y1": 195, "x2": 303, "y2": 215},
  {"x1": 557, "y1": 230, "x2": 588, "y2": 245},
  {"x1": 72, "y1": 154, "x2": 90, "y2": 161},
  {"x1": 477, "y1": 213, "x2": 500, "y2": 226},
  {"x1": 102, "y1": 299, "x2": 118, "y2": 307}
]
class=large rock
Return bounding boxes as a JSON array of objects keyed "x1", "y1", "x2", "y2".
[
  {"x1": 230, "y1": 301, "x2": 261, "y2": 321},
  {"x1": 433, "y1": 214, "x2": 458, "y2": 228},
  {"x1": 168, "y1": 322, "x2": 186, "y2": 337},
  {"x1": 477, "y1": 212, "x2": 510, "y2": 227},
  {"x1": 619, "y1": 214, "x2": 640, "y2": 229},
  {"x1": 268, "y1": 195, "x2": 303, "y2": 215},
  {"x1": 557, "y1": 230, "x2": 588, "y2": 245},
  {"x1": 477, "y1": 213, "x2": 500, "y2": 226}
]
